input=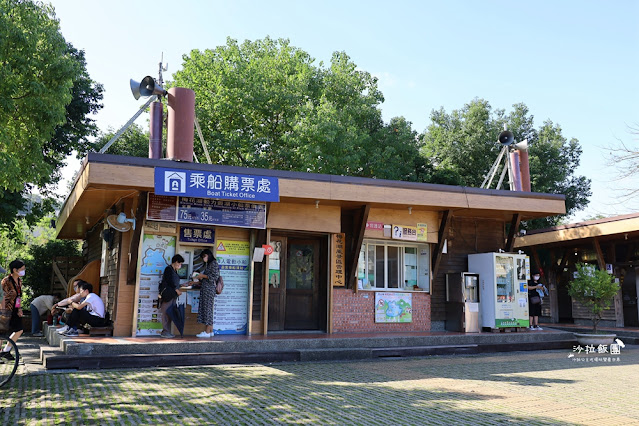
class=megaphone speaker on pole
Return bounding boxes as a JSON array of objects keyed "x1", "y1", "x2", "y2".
[{"x1": 130, "y1": 76, "x2": 167, "y2": 100}]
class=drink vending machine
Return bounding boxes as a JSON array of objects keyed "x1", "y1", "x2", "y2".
[
  {"x1": 445, "y1": 272, "x2": 480, "y2": 332},
  {"x1": 468, "y1": 252, "x2": 530, "y2": 330}
]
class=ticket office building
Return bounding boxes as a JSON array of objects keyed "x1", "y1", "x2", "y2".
[{"x1": 56, "y1": 153, "x2": 565, "y2": 337}]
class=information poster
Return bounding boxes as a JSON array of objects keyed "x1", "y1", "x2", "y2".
[
  {"x1": 214, "y1": 240, "x2": 250, "y2": 334},
  {"x1": 375, "y1": 292, "x2": 413, "y2": 323},
  {"x1": 136, "y1": 234, "x2": 176, "y2": 336}
]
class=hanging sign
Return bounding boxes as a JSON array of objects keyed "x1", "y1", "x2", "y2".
[
  {"x1": 332, "y1": 233, "x2": 346, "y2": 287},
  {"x1": 154, "y1": 167, "x2": 279, "y2": 202}
]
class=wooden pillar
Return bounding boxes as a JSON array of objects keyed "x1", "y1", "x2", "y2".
[
  {"x1": 505, "y1": 213, "x2": 521, "y2": 252},
  {"x1": 431, "y1": 210, "x2": 453, "y2": 283},
  {"x1": 346, "y1": 204, "x2": 370, "y2": 292},
  {"x1": 593, "y1": 237, "x2": 624, "y2": 327}
]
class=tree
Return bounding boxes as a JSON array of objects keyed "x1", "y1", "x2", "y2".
[
  {"x1": 605, "y1": 124, "x2": 639, "y2": 200},
  {"x1": 94, "y1": 124, "x2": 149, "y2": 158},
  {"x1": 171, "y1": 37, "x2": 422, "y2": 180},
  {"x1": 420, "y1": 99, "x2": 591, "y2": 228},
  {"x1": 0, "y1": 0, "x2": 103, "y2": 227}
]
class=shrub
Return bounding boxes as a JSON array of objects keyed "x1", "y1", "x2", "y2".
[{"x1": 567, "y1": 263, "x2": 619, "y2": 333}]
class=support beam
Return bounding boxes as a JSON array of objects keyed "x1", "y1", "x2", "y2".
[
  {"x1": 127, "y1": 192, "x2": 146, "y2": 285},
  {"x1": 431, "y1": 210, "x2": 453, "y2": 283},
  {"x1": 593, "y1": 237, "x2": 624, "y2": 327},
  {"x1": 505, "y1": 213, "x2": 521, "y2": 252},
  {"x1": 347, "y1": 204, "x2": 370, "y2": 292}
]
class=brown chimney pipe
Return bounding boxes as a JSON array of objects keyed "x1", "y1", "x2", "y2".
[
  {"x1": 167, "y1": 87, "x2": 195, "y2": 162},
  {"x1": 509, "y1": 150, "x2": 523, "y2": 191},
  {"x1": 519, "y1": 149, "x2": 531, "y2": 191},
  {"x1": 149, "y1": 101, "x2": 163, "y2": 159}
]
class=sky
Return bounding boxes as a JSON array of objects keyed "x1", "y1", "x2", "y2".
[{"x1": 47, "y1": 0, "x2": 639, "y2": 222}]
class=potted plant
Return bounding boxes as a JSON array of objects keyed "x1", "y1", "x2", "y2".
[{"x1": 567, "y1": 263, "x2": 619, "y2": 345}]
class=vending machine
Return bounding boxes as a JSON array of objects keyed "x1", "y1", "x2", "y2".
[
  {"x1": 445, "y1": 273, "x2": 480, "y2": 332},
  {"x1": 468, "y1": 252, "x2": 530, "y2": 329}
]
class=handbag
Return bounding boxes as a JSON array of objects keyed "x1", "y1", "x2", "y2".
[
  {"x1": 0, "y1": 309, "x2": 11, "y2": 333},
  {"x1": 530, "y1": 295, "x2": 541, "y2": 305},
  {"x1": 216, "y1": 276, "x2": 224, "y2": 294}
]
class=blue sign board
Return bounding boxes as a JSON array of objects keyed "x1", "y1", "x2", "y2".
[
  {"x1": 177, "y1": 197, "x2": 266, "y2": 229},
  {"x1": 179, "y1": 226, "x2": 215, "y2": 244},
  {"x1": 154, "y1": 167, "x2": 279, "y2": 202}
]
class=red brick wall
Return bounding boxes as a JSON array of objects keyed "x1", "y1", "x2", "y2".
[{"x1": 332, "y1": 288, "x2": 431, "y2": 333}]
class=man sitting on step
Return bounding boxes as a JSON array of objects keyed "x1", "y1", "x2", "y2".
[
  {"x1": 61, "y1": 281, "x2": 106, "y2": 337},
  {"x1": 54, "y1": 280, "x2": 86, "y2": 335}
]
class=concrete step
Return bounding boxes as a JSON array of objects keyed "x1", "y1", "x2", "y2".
[{"x1": 42, "y1": 339, "x2": 579, "y2": 370}]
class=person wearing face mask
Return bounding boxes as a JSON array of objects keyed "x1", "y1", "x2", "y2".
[
  {"x1": 1, "y1": 259, "x2": 26, "y2": 360},
  {"x1": 528, "y1": 271, "x2": 545, "y2": 330},
  {"x1": 194, "y1": 248, "x2": 221, "y2": 338}
]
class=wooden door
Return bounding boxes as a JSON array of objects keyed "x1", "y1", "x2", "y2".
[
  {"x1": 285, "y1": 239, "x2": 320, "y2": 329},
  {"x1": 267, "y1": 237, "x2": 286, "y2": 331}
]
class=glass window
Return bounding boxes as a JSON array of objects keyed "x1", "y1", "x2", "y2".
[{"x1": 357, "y1": 241, "x2": 430, "y2": 291}]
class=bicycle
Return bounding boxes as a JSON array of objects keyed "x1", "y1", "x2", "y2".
[{"x1": 0, "y1": 336, "x2": 19, "y2": 388}]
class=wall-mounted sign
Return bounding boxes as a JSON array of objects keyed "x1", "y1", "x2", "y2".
[
  {"x1": 417, "y1": 223, "x2": 428, "y2": 242},
  {"x1": 178, "y1": 198, "x2": 266, "y2": 229},
  {"x1": 179, "y1": 226, "x2": 215, "y2": 244},
  {"x1": 392, "y1": 224, "x2": 417, "y2": 241},
  {"x1": 144, "y1": 220, "x2": 178, "y2": 234},
  {"x1": 146, "y1": 194, "x2": 266, "y2": 229},
  {"x1": 375, "y1": 292, "x2": 412, "y2": 323},
  {"x1": 332, "y1": 233, "x2": 345, "y2": 287},
  {"x1": 147, "y1": 194, "x2": 177, "y2": 221},
  {"x1": 154, "y1": 167, "x2": 279, "y2": 202},
  {"x1": 366, "y1": 221, "x2": 384, "y2": 231}
]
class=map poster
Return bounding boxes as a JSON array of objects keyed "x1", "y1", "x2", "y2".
[
  {"x1": 214, "y1": 240, "x2": 250, "y2": 335},
  {"x1": 375, "y1": 292, "x2": 413, "y2": 323},
  {"x1": 136, "y1": 234, "x2": 176, "y2": 336}
]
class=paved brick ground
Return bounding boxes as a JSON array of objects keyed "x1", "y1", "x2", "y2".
[{"x1": 2, "y1": 347, "x2": 638, "y2": 425}]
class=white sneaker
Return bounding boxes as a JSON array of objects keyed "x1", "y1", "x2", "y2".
[
  {"x1": 196, "y1": 331, "x2": 211, "y2": 338},
  {"x1": 56, "y1": 325, "x2": 69, "y2": 334},
  {"x1": 535, "y1": 326, "x2": 543, "y2": 330}
]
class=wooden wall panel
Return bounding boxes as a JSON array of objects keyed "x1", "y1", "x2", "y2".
[
  {"x1": 268, "y1": 203, "x2": 340, "y2": 233},
  {"x1": 431, "y1": 217, "x2": 506, "y2": 322},
  {"x1": 365, "y1": 208, "x2": 439, "y2": 243}
]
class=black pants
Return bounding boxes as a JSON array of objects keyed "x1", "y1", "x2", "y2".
[{"x1": 67, "y1": 309, "x2": 107, "y2": 328}]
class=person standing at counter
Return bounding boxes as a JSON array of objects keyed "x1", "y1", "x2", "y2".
[
  {"x1": 194, "y1": 249, "x2": 219, "y2": 338},
  {"x1": 158, "y1": 254, "x2": 184, "y2": 339}
]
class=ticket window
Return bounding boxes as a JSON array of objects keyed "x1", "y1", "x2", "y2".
[{"x1": 177, "y1": 247, "x2": 214, "y2": 284}]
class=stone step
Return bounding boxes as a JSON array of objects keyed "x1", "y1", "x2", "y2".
[{"x1": 41, "y1": 339, "x2": 579, "y2": 370}]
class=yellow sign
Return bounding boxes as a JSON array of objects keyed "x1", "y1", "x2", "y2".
[
  {"x1": 417, "y1": 223, "x2": 428, "y2": 242},
  {"x1": 392, "y1": 224, "x2": 417, "y2": 241},
  {"x1": 332, "y1": 233, "x2": 345, "y2": 287},
  {"x1": 216, "y1": 240, "x2": 250, "y2": 256}
]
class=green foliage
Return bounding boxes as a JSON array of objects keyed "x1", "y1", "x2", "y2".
[
  {"x1": 23, "y1": 239, "x2": 81, "y2": 304},
  {"x1": 419, "y1": 99, "x2": 591, "y2": 228},
  {"x1": 171, "y1": 37, "x2": 423, "y2": 180},
  {"x1": 567, "y1": 263, "x2": 619, "y2": 333},
  {"x1": 0, "y1": 0, "x2": 103, "y2": 228},
  {"x1": 95, "y1": 124, "x2": 150, "y2": 157}
]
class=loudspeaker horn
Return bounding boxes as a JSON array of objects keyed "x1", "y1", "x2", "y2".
[
  {"x1": 130, "y1": 76, "x2": 167, "y2": 100},
  {"x1": 513, "y1": 139, "x2": 528, "y2": 151},
  {"x1": 498, "y1": 130, "x2": 514, "y2": 146}
]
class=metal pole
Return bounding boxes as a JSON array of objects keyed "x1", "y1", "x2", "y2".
[{"x1": 99, "y1": 96, "x2": 157, "y2": 154}]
